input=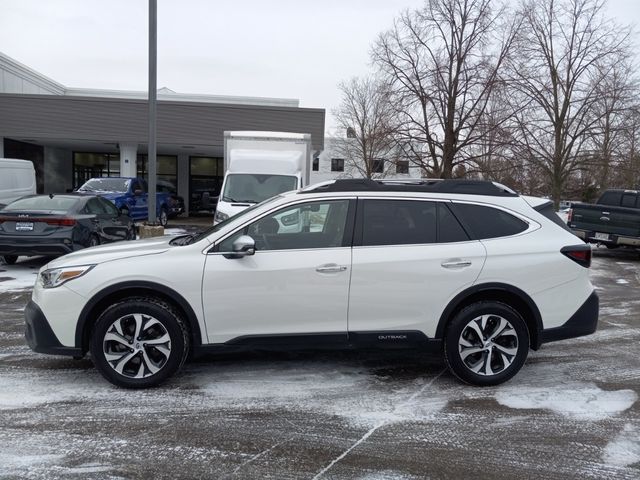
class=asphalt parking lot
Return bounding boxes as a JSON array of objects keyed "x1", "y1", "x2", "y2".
[{"x1": 0, "y1": 246, "x2": 638, "y2": 479}]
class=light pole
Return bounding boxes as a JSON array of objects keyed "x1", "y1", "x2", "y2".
[{"x1": 147, "y1": 0, "x2": 157, "y2": 224}]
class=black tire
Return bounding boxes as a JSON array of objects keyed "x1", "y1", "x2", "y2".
[
  {"x1": 88, "y1": 234, "x2": 100, "y2": 247},
  {"x1": 90, "y1": 297, "x2": 189, "y2": 388},
  {"x1": 2, "y1": 255, "x2": 18, "y2": 265},
  {"x1": 444, "y1": 301, "x2": 529, "y2": 386},
  {"x1": 159, "y1": 207, "x2": 168, "y2": 227},
  {"x1": 126, "y1": 226, "x2": 136, "y2": 241}
]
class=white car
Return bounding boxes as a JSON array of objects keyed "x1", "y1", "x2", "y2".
[{"x1": 25, "y1": 179, "x2": 598, "y2": 388}]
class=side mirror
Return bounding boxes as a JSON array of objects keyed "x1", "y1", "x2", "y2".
[{"x1": 225, "y1": 235, "x2": 256, "y2": 259}]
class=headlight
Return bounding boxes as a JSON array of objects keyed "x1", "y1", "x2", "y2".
[
  {"x1": 214, "y1": 210, "x2": 229, "y2": 224},
  {"x1": 40, "y1": 265, "x2": 95, "y2": 289}
]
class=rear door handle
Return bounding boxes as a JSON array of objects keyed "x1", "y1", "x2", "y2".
[
  {"x1": 315, "y1": 264, "x2": 348, "y2": 273},
  {"x1": 441, "y1": 260, "x2": 472, "y2": 269}
]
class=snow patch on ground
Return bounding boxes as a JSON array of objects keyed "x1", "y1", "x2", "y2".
[
  {"x1": 495, "y1": 382, "x2": 637, "y2": 420},
  {"x1": 0, "y1": 264, "x2": 38, "y2": 291},
  {"x1": 603, "y1": 423, "x2": 640, "y2": 467},
  {"x1": 194, "y1": 365, "x2": 448, "y2": 428}
]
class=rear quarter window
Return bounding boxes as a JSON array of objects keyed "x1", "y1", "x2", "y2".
[{"x1": 450, "y1": 203, "x2": 528, "y2": 239}]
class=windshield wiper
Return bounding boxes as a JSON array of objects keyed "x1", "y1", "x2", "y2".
[{"x1": 222, "y1": 196, "x2": 236, "y2": 202}]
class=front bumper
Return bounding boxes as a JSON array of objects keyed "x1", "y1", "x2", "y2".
[
  {"x1": 540, "y1": 291, "x2": 599, "y2": 344},
  {"x1": 24, "y1": 300, "x2": 82, "y2": 356}
]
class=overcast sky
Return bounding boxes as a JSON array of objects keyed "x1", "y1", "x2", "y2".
[{"x1": 1, "y1": 0, "x2": 639, "y2": 133}]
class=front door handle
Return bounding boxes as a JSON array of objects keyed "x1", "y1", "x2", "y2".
[
  {"x1": 441, "y1": 259, "x2": 472, "y2": 269},
  {"x1": 315, "y1": 264, "x2": 348, "y2": 273}
]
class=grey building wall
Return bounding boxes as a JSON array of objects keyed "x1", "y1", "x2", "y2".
[
  {"x1": 0, "y1": 94, "x2": 325, "y2": 152},
  {"x1": 0, "y1": 53, "x2": 65, "y2": 95}
]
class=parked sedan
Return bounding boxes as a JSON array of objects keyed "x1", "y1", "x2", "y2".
[{"x1": 0, "y1": 194, "x2": 135, "y2": 264}]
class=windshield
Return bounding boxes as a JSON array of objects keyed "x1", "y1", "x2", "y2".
[
  {"x1": 187, "y1": 195, "x2": 282, "y2": 244},
  {"x1": 3, "y1": 195, "x2": 78, "y2": 213},
  {"x1": 79, "y1": 178, "x2": 130, "y2": 193},
  {"x1": 222, "y1": 174, "x2": 297, "y2": 204}
]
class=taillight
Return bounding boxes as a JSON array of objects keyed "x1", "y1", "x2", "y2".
[
  {"x1": 0, "y1": 216, "x2": 75, "y2": 226},
  {"x1": 567, "y1": 208, "x2": 573, "y2": 223},
  {"x1": 44, "y1": 218, "x2": 76, "y2": 227},
  {"x1": 561, "y1": 245, "x2": 591, "y2": 268}
]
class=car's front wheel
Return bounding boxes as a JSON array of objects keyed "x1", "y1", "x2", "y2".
[
  {"x1": 444, "y1": 301, "x2": 529, "y2": 386},
  {"x1": 90, "y1": 297, "x2": 189, "y2": 388}
]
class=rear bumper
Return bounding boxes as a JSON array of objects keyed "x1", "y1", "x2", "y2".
[
  {"x1": 571, "y1": 228, "x2": 640, "y2": 247},
  {"x1": 24, "y1": 300, "x2": 82, "y2": 356},
  {"x1": 0, "y1": 237, "x2": 75, "y2": 256},
  {"x1": 540, "y1": 291, "x2": 599, "y2": 344}
]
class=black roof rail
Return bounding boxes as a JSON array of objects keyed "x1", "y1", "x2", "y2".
[{"x1": 301, "y1": 178, "x2": 518, "y2": 197}]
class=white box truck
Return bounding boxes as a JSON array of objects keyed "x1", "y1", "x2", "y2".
[
  {"x1": 214, "y1": 131, "x2": 312, "y2": 224},
  {"x1": 0, "y1": 158, "x2": 37, "y2": 207}
]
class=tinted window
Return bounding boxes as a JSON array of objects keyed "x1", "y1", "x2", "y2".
[
  {"x1": 99, "y1": 197, "x2": 120, "y2": 216},
  {"x1": 438, "y1": 203, "x2": 470, "y2": 242},
  {"x1": 4, "y1": 196, "x2": 78, "y2": 213},
  {"x1": 362, "y1": 200, "x2": 436, "y2": 246},
  {"x1": 84, "y1": 198, "x2": 107, "y2": 215},
  {"x1": 218, "y1": 200, "x2": 350, "y2": 252},
  {"x1": 598, "y1": 191, "x2": 622, "y2": 206},
  {"x1": 451, "y1": 203, "x2": 528, "y2": 239},
  {"x1": 621, "y1": 194, "x2": 637, "y2": 208}
]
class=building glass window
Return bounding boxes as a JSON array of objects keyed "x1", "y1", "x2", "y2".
[
  {"x1": 396, "y1": 160, "x2": 409, "y2": 174},
  {"x1": 372, "y1": 159, "x2": 384, "y2": 173},
  {"x1": 190, "y1": 156, "x2": 224, "y2": 213},
  {"x1": 72, "y1": 152, "x2": 121, "y2": 189},
  {"x1": 312, "y1": 157, "x2": 319, "y2": 171},
  {"x1": 137, "y1": 155, "x2": 178, "y2": 193},
  {"x1": 331, "y1": 158, "x2": 345, "y2": 172}
]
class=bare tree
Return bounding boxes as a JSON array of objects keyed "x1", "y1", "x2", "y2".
[
  {"x1": 332, "y1": 76, "x2": 396, "y2": 179},
  {"x1": 589, "y1": 57, "x2": 636, "y2": 191},
  {"x1": 507, "y1": 0, "x2": 630, "y2": 207},
  {"x1": 372, "y1": 0, "x2": 518, "y2": 178}
]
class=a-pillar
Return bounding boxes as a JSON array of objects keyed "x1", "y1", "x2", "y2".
[
  {"x1": 0, "y1": 137, "x2": 4, "y2": 157},
  {"x1": 119, "y1": 143, "x2": 138, "y2": 177}
]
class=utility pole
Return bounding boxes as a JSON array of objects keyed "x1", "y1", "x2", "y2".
[{"x1": 147, "y1": 0, "x2": 157, "y2": 224}]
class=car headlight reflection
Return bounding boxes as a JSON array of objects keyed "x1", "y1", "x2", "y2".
[{"x1": 40, "y1": 265, "x2": 95, "y2": 289}]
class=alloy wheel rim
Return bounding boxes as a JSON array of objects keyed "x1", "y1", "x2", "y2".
[
  {"x1": 458, "y1": 314, "x2": 518, "y2": 376},
  {"x1": 103, "y1": 313, "x2": 171, "y2": 378}
]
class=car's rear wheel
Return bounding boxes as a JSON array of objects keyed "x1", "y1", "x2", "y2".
[
  {"x1": 90, "y1": 297, "x2": 189, "y2": 388},
  {"x1": 2, "y1": 255, "x2": 18, "y2": 265},
  {"x1": 444, "y1": 301, "x2": 529, "y2": 386},
  {"x1": 88, "y1": 234, "x2": 100, "y2": 247}
]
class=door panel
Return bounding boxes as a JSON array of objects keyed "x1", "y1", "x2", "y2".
[
  {"x1": 203, "y1": 248, "x2": 351, "y2": 343},
  {"x1": 202, "y1": 198, "x2": 355, "y2": 344},
  {"x1": 348, "y1": 242, "x2": 486, "y2": 337}
]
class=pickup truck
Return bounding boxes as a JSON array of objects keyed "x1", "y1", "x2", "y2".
[
  {"x1": 77, "y1": 177, "x2": 172, "y2": 226},
  {"x1": 568, "y1": 189, "x2": 640, "y2": 248}
]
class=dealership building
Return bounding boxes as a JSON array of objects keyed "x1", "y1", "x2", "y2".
[{"x1": 0, "y1": 51, "x2": 325, "y2": 214}]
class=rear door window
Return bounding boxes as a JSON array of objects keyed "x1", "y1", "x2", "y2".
[
  {"x1": 450, "y1": 203, "x2": 528, "y2": 239},
  {"x1": 437, "y1": 203, "x2": 470, "y2": 242},
  {"x1": 361, "y1": 199, "x2": 437, "y2": 246}
]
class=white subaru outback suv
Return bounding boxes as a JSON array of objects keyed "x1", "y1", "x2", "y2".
[{"x1": 25, "y1": 179, "x2": 598, "y2": 388}]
